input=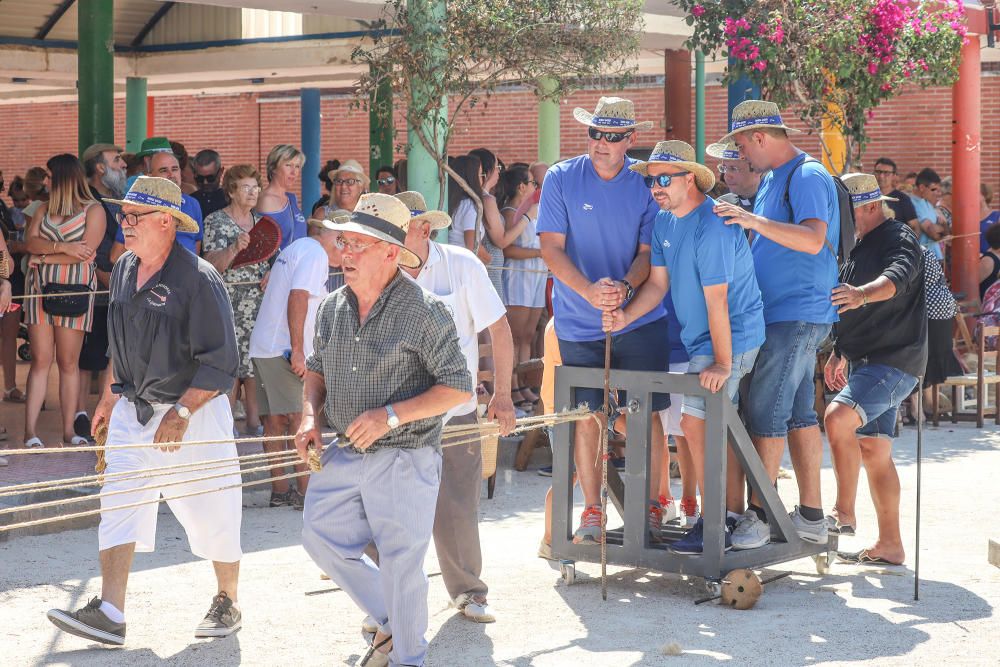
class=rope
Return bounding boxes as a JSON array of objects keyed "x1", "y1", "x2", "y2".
[{"x1": 9, "y1": 280, "x2": 264, "y2": 301}]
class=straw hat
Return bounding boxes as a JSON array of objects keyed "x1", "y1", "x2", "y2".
[
  {"x1": 706, "y1": 141, "x2": 742, "y2": 161},
  {"x1": 719, "y1": 100, "x2": 803, "y2": 143},
  {"x1": 628, "y1": 140, "x2": 716, "y2": 193},
  {"x1": 103, "y1": 176, "x2": 199, "y2": 233},
  {"x1": 135, "y1": 136, "x2": 173, "y2": 159},
  {"x1": 841, "y1": 173, "x2": 898, "y2": 208},
  {"x1": 320, "y1": 193, "x2": 422, "y2": 269},
  {"x1": 394, "y1": 191, "x2": 452, "y2": 231},
  {"x1": 308, "y1": 208, "x2": 351, "y2": 229},
  {"x1": 573, "y1": 96, "x2": 654, "y2": 132},
  {"x1": 335, "y1": 159, "x2": 369, "y2": 184}
]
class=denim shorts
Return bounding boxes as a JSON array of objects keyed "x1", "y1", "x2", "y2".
[
  {"x1": 747, "y1": 321, "x2": 832, "y2": 438},
  {"x1": 558, "y1": 317, "x2": 671, "y2": 412},
  {"x1": 682, "y1": 348, "x2": 760, "y2": 420},
  {"x1": 831, "y1": 363, "x2": 918, "y2": 440}
]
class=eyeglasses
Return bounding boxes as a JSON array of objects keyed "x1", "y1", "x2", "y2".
[
  {"x1": 194, "y1": 172, "x2": 220, "y2": 184},
  {"x1": 588, "y1": 127, "x2": 634, "y2": 143},
  {"x1": 643, "y1": 171, "x2": 689, "y2": 189},
  {"x1": 718, "y1": 164, "x2": 747, "y2": 175},
  {"x1": 529, "y1": 180, "x2": 540, "y2": 186},
  {"x1": 238, "y1": 184, "x2": 261, "y2": 194},
  {"x1": 333, "y1": 178, "x2": 363, "y2": 187},
  {"x1": 117, "y1": 210, "x2": 161, "y2": 227},
  {"x1": 335, "y1": 234, "x2": 385, "y2": 254},
  {"x1": 377, "y1": 177, "x2": 396, "y2": 186},
  {"x1": 873, "y1": 169, "x2": 896, "y2": 177}
]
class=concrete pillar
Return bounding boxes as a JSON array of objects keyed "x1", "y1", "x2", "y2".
[
  {"x1": 951, "y1": 37, "x2": 982, "y2": 302},
  {"x1": 406, "y1": 0, "x2": 447, "y2": 215},
  {"x1": 663, "y1": 49, "x2": 692, "y2": 143},
  {"x1": 369, "y1": 64, "x2": 394, "y2": 190},
  {"x1": 538, "y1": 77, "x2": 560, "y2": 164},
  {"x1": 77, "y1": 0, "x2": 115, "y2": 156},
  {"x1": 727, "y1": 58, "x2": 761, "y2": 121},
  {"x1": 125, "y1": 77, "x2": 147, "y2": 153},
  {"x1": 695, "y1": 51, "x2": 705, "y2": 162},
  {"x1": 300, "y1": 88, "x2": 321, "y2": 214}
]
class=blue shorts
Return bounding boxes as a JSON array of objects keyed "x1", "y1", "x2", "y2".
[
  {"x1": 831, "y1": 363, "x2": 918, "y2": 440},
  {"x1": 747, "y1": 321, "x2": 832, "y2": 438},
  {"x1": 558, "y1": 317, "x2": 671, "y2": 412},
  {"x1": 682, "y1": 347, "x2": 760, "y2": 420}
]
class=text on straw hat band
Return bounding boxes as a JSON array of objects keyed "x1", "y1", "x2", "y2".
[
  {"x1": 592, "y1": 116, "x2": 635, "y2": 128},
  {"x1": 722, "y1": 149, "x2": 741, "y2": 159},
  {"x1": 123, "y1": 191, "x2": 180, "y2": 210},
  {"x1": 850, "y1": 190, "x2": 884, "y2": 205},
  {"x1": 649, "y1": 153, "x2": 687, "y2": 163},
  {"x1": 731, "y1": 114, "x2": 785, "y2": 130}
]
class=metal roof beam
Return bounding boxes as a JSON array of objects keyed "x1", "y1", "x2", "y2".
[
  {"x1": 131, "y1": 1, "x2": 176, "y2": 48},
  {"x1": 35, "y1": 0, "x2": 76, "y2": 40}
]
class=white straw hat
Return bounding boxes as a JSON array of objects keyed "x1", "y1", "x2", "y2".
[
  {"x1": 719, "y1": 100, "x2": 803, "y2": 143},
  {"x1": 394, "y1": 191, "x2": 452, "y2": 231},
  {"x1": 334, "y1": 159, "x2": 369, "y2": 184},
  {"x1": 573, "y1": 96, "x2": 654, "y2": 132},
  {"x1": 320, "y1": 193, "x2": 422, "y2": 269},
  {"x1": 103, "y1": 176, "x2": 199, "y2": 233},
  {"x1": 706, "y1": 141, "x2": 742, "y2": 161},
  {"x1": 628, "y1": 140, "x2": 716, "y2": 193},
  {"x1": 841, "y1": 173, "x2": 899, "y2": 208}
]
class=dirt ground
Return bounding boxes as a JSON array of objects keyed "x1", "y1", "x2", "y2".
[{"x1": 1, "y1": 418, "x2": 998, "y2": 666}]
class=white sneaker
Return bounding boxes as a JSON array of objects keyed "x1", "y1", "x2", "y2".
[
  {"x1": 731, "y1": 510, "x2": 770, "y2": 550},
  {"x1": 680, "y1": 498, "x2": 700, "y2": 527},
  {"x1": 790, "y1": 506, "x2": 829, "y2": 544},
  {"x1": 454, "y1": 592, "x2": 495, "y2": 623},
  {"x1": 659, "y1": 496, "x2": 678, "y2": 525}
]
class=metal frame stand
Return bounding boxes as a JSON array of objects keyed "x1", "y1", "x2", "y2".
[{"x1": 551, "y1": 367, "x2": 837, "y2": 591}]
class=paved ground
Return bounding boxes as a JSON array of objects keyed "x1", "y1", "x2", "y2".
[{"x1": 1, "y1": 415, "x2": 998, "y2": 666}]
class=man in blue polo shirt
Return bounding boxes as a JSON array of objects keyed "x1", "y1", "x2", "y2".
[
  {"x1": 110, "y1": 151, "x2": 203, "y2": 261},
  {"x1": 604, "y1": 141, "x2": 765, "y2": 554},
  {"x1": 713, "y1": 100, "x2": 838, "y2": 550},
  {"x1": 538, "y1": 96, "x2": 671, "y2": 544}
]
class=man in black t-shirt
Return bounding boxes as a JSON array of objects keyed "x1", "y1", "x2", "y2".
[
  {"x1": 874, "y1": 157, "x2": 919, "y2": 235},
  {"x1": 191, "y1": 149, "x2": 229, "y2": 217}
]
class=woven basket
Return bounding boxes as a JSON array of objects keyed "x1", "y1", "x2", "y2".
[{"x1": 480, "y1": 419, "x2": 499, "y2": 480}]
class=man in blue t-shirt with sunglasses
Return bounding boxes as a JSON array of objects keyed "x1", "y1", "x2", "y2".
[{"x1": 538, "y1": 97, "x2": 671, "y2": 544}]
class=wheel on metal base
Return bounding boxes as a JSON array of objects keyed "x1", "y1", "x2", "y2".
[
  {"x1": 814, "y1": 552, "x2": 832, "y2": 575},
  {"x1": 17, "y1": 343, "x2": 31, "y2": 362},
  {"x1": 560, "y1": 560, "x2": 576, "y2": 585},
  {"x1": 703, "y1": 579, "x2": 722, "y2": 597}
]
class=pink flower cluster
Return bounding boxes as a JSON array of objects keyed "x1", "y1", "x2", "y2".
[
  {"x1": 722, "y1": 16, "x2": 783, "y2": 73},
  {"x1": 858, "y1": 0, "x2": 966, "y2": 80},
  {"x1": 692, "y1": 4, "x2": 705, "y2": 17}
]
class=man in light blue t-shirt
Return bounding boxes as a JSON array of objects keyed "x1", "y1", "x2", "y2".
[
  {"x1": 605, "y1": 141, "x2": 765, "y2": 554},
  {"x1": 537, "y1": 97, "x2": 670, "y2": 545},
  {"x1": 712, "y1": 100, "x2": 838, "y2": 550},
  {"x1": 909, "y1": 168, "x2": 946, "y2": 261}
]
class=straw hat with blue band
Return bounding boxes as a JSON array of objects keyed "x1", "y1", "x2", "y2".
[
  {"x1": 394, "y1": 191, "x2": 452, "y2": 231},
  {"x1": 841, "y1": 173, "x2": 899, "y2": 208},
  {"x1": 628, "y1": 140, "x2": 716, "y2": 194},
  {"x1": 102, "y1": 176, "x2": 200, "y2": 233},
  {"x1": 573, "y1": 96, "x2": 654, "y2": 132},
  {"x1": 319, "y1": 192, "x2": 422, "y2": 269},
  {"x1": 706, "y1": 141, "x2": 742, "y2": 161},
  {"x1": 718, "y1": 100, "x2": 803, "y2": 144}
]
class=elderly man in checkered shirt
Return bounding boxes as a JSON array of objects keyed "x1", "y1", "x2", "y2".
[{"x1": 296, "y1": 194, "x2": 471, "y2": 667}]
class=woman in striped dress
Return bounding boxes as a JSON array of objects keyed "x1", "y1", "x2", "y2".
[{"x1": 23, "y1": 154, "x2": 106, "y2": 448}]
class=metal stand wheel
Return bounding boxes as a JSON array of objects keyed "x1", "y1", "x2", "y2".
[
  {"x1": 813, "y1": 551, "x2": 834, "y2": 575},
  {"x1": 702, "y1": 578, "x2": 722, "y2": 598},
  {"x1": 560, "y1": 560, "x2": 577, "y2": 585}
]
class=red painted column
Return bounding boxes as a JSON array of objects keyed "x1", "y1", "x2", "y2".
[
  {"x1": 146, "y1": 96, "x2": 156, "y2": 137},
  {"x1": 664, "y1": 49, "x2": 692, "y2": 143},
  {"x1": 951, "y1": 36, "x2": 981, "y2": 302}
]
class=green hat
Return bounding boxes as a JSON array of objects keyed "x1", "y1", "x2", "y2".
[{"x1": 136, "y1": 137, "x2": 173, "y2": 159}]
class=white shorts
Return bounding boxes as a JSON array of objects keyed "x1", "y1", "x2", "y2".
[
  {"x1": 98, "y1": 395, "x2": 243, "y2": 562},
  {"x1": 658, "y1": 361, "x2": 688, "y2": 438}
]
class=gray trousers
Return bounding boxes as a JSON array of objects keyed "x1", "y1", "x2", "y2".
[
  {"x1": 302, "y1": 444, "x2": 442, "y2": 667},
  {"x1": 434, "y1": 410, "x2": 488, "y2": 599}
]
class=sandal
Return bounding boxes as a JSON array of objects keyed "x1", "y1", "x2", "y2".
[
  {"x1": 24, "y1": 436, "x2": 44, "y2": 449},
  {"x1": 836, "y1": 548, "x2": 903, "y2": 566},
  {"x1": 360, "y1": 633, "x2": 392, "y2": 667},
  {"x1": 65, "y1": 435, "x2": 88, "y2": 448},
  {"x1": 2, "y1": 387, "x2": 24, "y2": 403}
]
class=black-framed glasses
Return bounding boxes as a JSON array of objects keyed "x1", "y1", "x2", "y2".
[
  {"x1": 333, "y1": 178, "x2": 363, "y2": 187},
  {"x1": 116, "y1": 210, "x2": 161, "y2": 227},
  {"x1": 643, "y1": 171, "x2": 689, "y2": 189},
  {"x1": 588, "y1": 127, "x2": 634, "y2": 143},
  {"x1": 529, "y1": 179, "x2": 540, "y2": 186},
  {"x1": 873, "y1": 169, "x2": 896, "y2": 177},
  {"x1": 377, "y1": 177, "x2": 396, "y2": 186},
  {"x1": 194, "y1": 172, "x2": 220, "y2": 184}
]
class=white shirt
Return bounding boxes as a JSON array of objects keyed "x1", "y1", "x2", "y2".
[
  {"x1": 249, "y1": 237, "x2": 330, "y2": 359},
  {"x1": 407, "y1": 241, "x2": 506, "y2": 420},
  {"x1": 447, "y1": 198, "x2": 479, "y2": 247}
]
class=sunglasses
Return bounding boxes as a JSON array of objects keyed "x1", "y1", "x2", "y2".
[
  {"x1": 643, "y1": 171, "x2": 689, "y2": 189},
  {"x1": 194, "y1": 172, "x2": 220, "y2": 184},
  {"x1": 117, "y1": 210, "x2": 161, "y2": 227},
  {"x1": 588, "y1": 127, "x2": 634, "y2": 143},
  {"x1": 377, "y1": 177, "x2": 396, "y2": 186},
  {"x1": 333, "y1": 178, "x2": 363, "y2": 187}
]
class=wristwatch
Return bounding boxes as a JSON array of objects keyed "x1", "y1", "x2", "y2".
[
  {"x1": 621, "y1": 279, "x2": 635, "y2": 302},
  {"x1": 385, "y1": 404, "x2": 400, "y2": 429},
  {"x1": 173, "y1": 403, "x2": 192, "y2": 420}
]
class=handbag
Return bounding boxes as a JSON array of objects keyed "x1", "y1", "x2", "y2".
[{"x1": 41, "y1": 282, "x2": 91, "y2": 317}]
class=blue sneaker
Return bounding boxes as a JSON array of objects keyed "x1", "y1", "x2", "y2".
[
  {"x1": 669, "y1": 518, "x2": 735, "y2": 554},
  {"x1": 610, "y1": 456, "x2": 625, "y2": 472},
  {"x1": 537, "y1": 466, "x2": 552, "y2": 477}
]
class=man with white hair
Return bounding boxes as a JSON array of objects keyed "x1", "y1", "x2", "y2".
[{"x1": 46, "y1": 176, "x2": 244, "y2": 645}]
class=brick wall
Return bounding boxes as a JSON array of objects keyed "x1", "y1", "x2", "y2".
[{"x1": 2, "y1": 77, "x2": 998, "y2": 207}]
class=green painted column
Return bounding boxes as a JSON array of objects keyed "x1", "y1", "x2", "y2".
[
  {"x1": 77, "y1": 0, "x2": 115, "y2": 156},
  {"x1": 695, "y1": 50, "x2": 705, "y2": 163},
  {"x1": 369, "y1": 64, "x2": 394, "y2": 190},
  {"x1": 538, "y1": 77, "x2": 560, "y2": 164},
  {"x1": 125, "y1": 77, "x2": 147, "y2": 153},
  {"x1": 406, "y1": 0, "x2": 447, "y2": 218}
]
